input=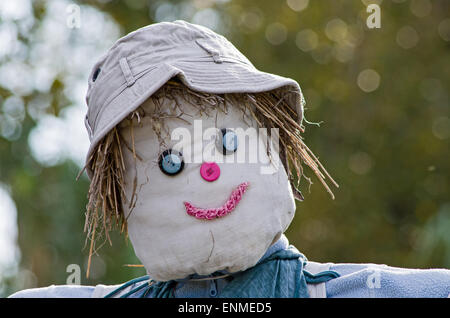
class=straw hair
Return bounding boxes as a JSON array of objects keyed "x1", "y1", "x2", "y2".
[{"x1": 80, "y1": 78, "x2": 338, "y2": 277}]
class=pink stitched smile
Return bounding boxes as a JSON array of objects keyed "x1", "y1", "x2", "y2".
[{"x1": 183, "y1": 182, "x2": 249, "y2": 220}]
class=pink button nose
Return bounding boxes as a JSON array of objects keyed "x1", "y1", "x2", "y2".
[{"x1": 200, "y1": 162, "x2": 220, "y2": 182}]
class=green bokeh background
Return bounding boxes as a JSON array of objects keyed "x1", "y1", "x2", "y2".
[{"x1": 0, "y1": 0, "x2": 449, "y2": 296}]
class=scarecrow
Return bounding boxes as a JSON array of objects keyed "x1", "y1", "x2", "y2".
[{"x1": 10, "y1": 21, "x2": 450, "y2": 298}]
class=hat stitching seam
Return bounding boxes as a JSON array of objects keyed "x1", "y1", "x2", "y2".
[{"x1": 88, "y1": 65, "x2": 159, "y2": 128}]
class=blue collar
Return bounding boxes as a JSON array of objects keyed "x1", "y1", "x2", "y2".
[{"x1": 104, "y1": 235, "x2": 340, "y2": 298}]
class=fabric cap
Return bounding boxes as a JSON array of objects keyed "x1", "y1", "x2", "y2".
[{"x1": 84, "y1": 20, "x2": 305, "y2": 179}]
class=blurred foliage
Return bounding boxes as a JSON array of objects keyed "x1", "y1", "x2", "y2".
[{"x1": 0, "y1": 0, "x2": 449, "y2": 296}]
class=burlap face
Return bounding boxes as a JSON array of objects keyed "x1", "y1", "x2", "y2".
[{"x1": 119, "y1": 95, "x2": 296, "y2": 282}]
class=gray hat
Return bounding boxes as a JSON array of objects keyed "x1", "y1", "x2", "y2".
[{"x1": 84, "y1": 20, "x2": 305, "y2": 179}]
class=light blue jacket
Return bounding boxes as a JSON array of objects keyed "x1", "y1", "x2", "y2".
[{"x1": 8, "y1": 235, "x2": 450, "y2": 298}]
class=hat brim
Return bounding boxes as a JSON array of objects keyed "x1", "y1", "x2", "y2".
[{"x1": 85, "y1": 61, "x2": 303, "y2": 179}]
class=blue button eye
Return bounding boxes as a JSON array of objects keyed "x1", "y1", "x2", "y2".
[
  {"x1": 159, "y1": 149, "x2": 184, "y2": 176},
  {"x1": 220, "y1": 129, "x2": 238, "y2": 154}
]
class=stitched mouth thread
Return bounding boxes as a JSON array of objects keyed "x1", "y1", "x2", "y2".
[{"x1": 184, "y1": 182, "x2": 249, "y2": 220}]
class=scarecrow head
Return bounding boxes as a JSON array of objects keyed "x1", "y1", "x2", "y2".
[{"x1": 82, "y1": 21, "x2": 337, "y2": 281}]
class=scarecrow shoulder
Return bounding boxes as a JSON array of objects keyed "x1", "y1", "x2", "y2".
[
  {"x1": 325, "y1": 263, "x2": 450, "y2": 298},
  {"x1": 8, "y1": 285, "x2": 96, "y2": 298}
]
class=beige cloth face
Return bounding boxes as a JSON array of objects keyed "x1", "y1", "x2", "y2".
[{"x1": 119, "y1": 96, "x2": 296, "y2": 282}]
